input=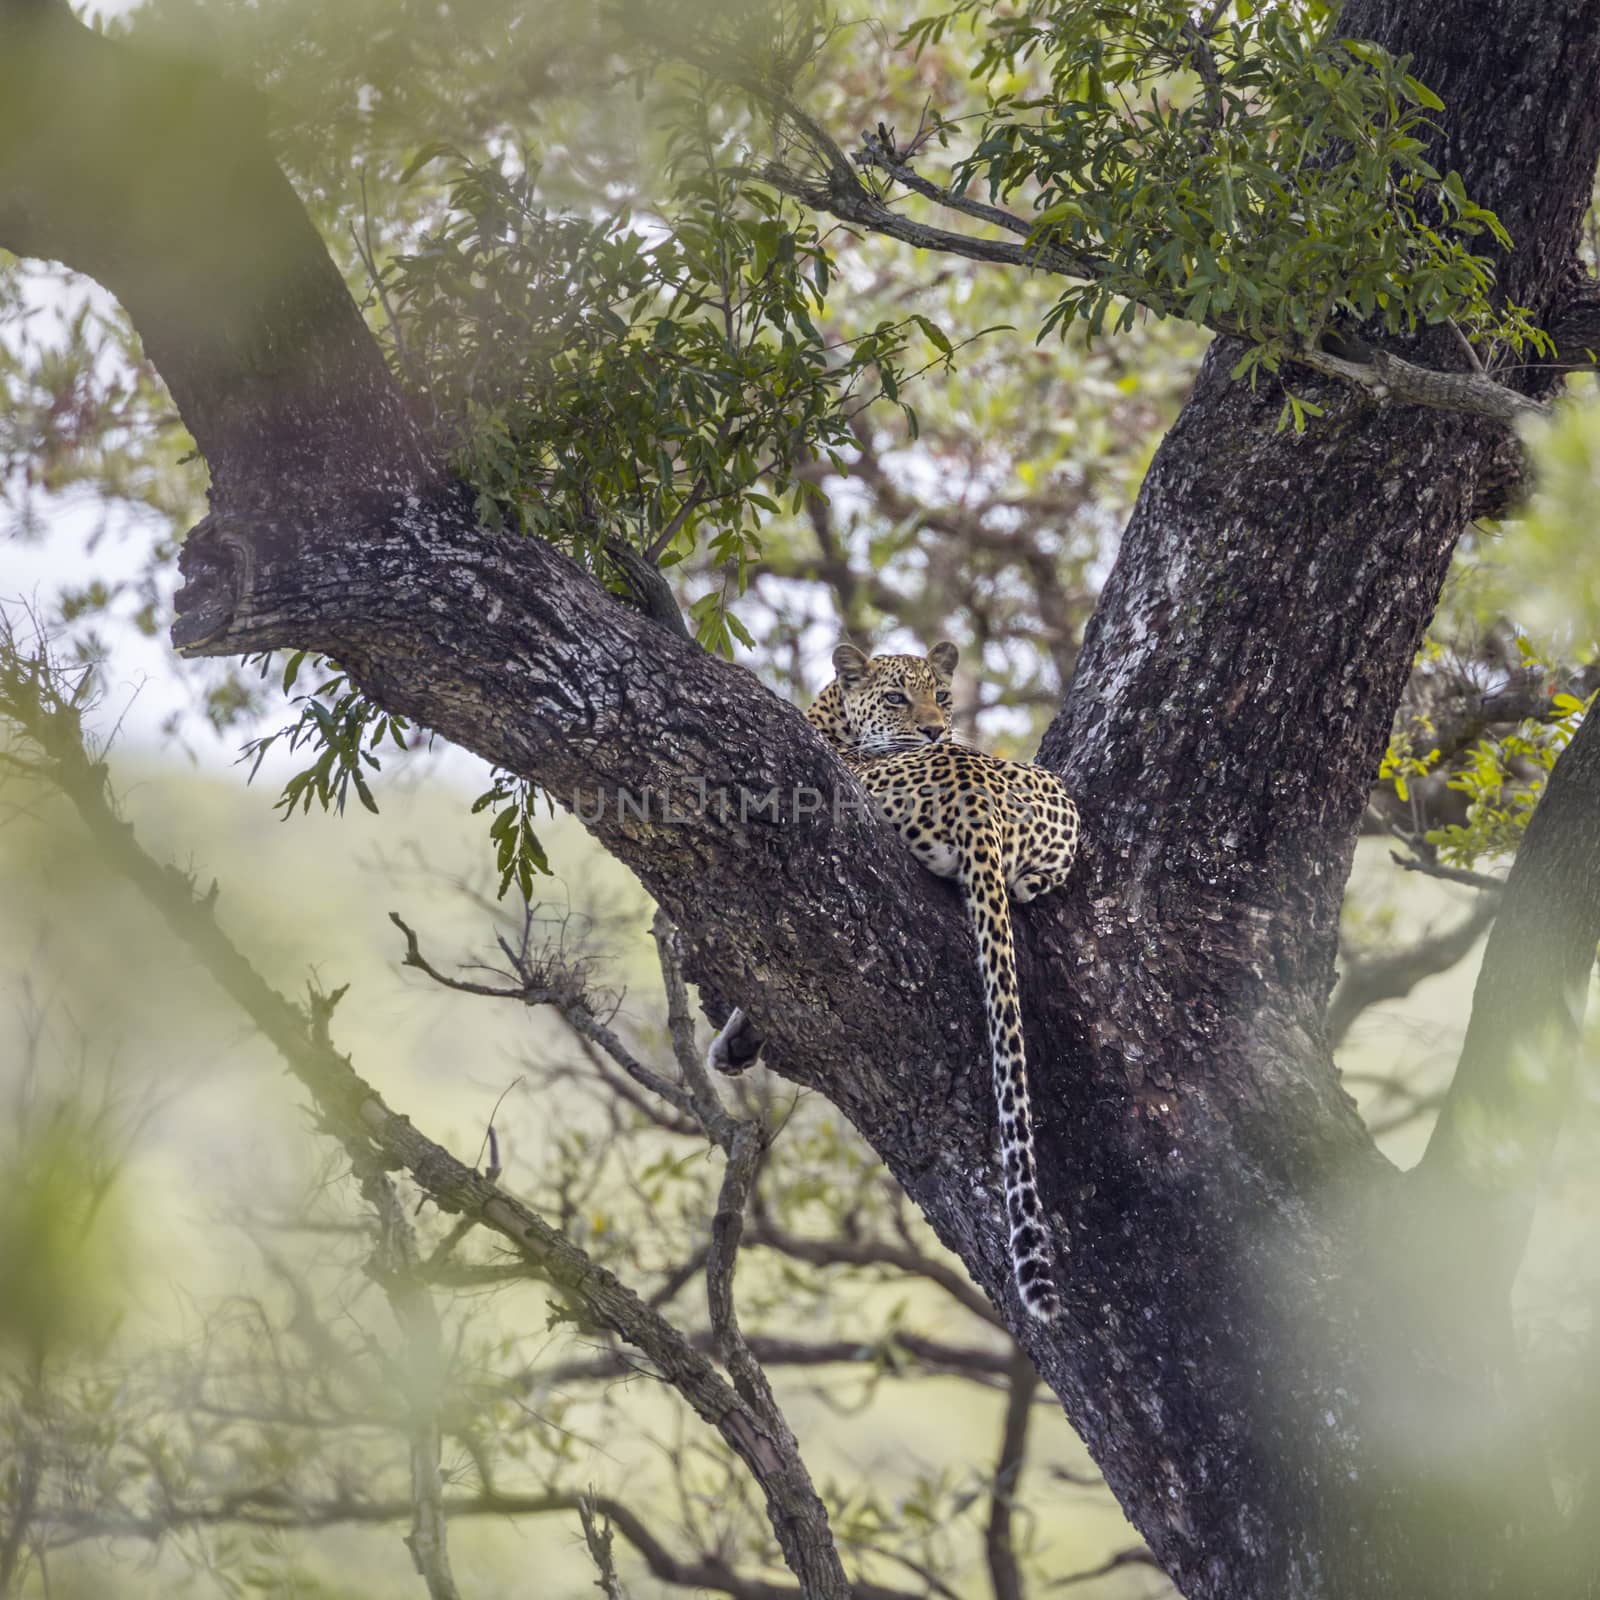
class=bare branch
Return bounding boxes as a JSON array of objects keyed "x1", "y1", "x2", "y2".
[
  {"x1": 1387, "y1": 850, "x2": 1506, "y2": 893},
  {"x1": 0, "y1": 1377, "x2": 45, "y2": 1600},
  {"x1": 523, "y1": 1330, "x2": 1015, "y2": 1391},
  {"x1": 747, "y1": 1202, "x2": 1000, "y2": 1327},
  {"x1": 984, "y1": 1348, "x2": 1040, "y2": 1600},
  {"x1": 389, "y1": 911, "x2": 701, "y2": 1129},
  {"x1": 1049, "y1": 1546, "x2": 1161, "y2": 1588},
  {"x1": 1328, "y1": 894, "x2": 1499, "y2": 1047},
  {"x1": 649, "y1": 914, "x2": 815, "y2": 1497},
  {"x1": 578, "y1": 1492, "x2": 630, "y2": 1600},
  {"x1": 46, "y1": 1490, "x2": 927, "y2": 1600}
]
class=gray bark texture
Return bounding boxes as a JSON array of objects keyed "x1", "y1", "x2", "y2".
[{"x1": 5, "y1": 0, "x2": 1600, "y2": 1594}]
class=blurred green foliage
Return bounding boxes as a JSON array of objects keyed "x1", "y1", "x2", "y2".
[
  {"x1": 0, "y1": 767, "x2": 1129, "y2": 1597},
  {"x1": 1510, "y1": 395, "x2": 1600, "y2": 644},
  {"x1": 0, "y1": 1114, "x2": 125, "y2": 1360}
]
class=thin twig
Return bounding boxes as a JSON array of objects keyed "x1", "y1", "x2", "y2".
[
  {"x1": 1387, "y1": 851, "x2": 1506, "y2": 893},
  {"x1": 390, "y1": 912, "x2": 701, "y2": 1125},
  {"x1": 578, "y1": 1492, "x2": 629, "y2": 1600},
  {"x1": 1050, "y1": 1546, "x2": 1160, "y2": 1588}
]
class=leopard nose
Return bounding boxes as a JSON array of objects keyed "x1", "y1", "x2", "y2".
[{"x1": 918, "y1": 724, "x2": 942, "y2": 741}]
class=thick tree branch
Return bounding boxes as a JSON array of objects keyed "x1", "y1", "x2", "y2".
[
  {"x1": 761, "y1": 150, "x2": 1557, "y2": 427},
  {"x1": 1291, "y1": 343, "x2": 1551, "y2": 425},
  {"x1": 748, "y1": 99, "x2": 1561, "y2": 430}
]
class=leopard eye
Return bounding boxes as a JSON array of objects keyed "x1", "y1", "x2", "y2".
[
  {"x1": 936, "y1": 691, "x2": 952, "y2": 706},
  {"x1": 882, "y1": 690, "x2": 910, "y2": 707}
]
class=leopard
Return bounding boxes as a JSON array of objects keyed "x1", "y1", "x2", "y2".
[{"x1": 807, "y1": 641, "x2": 1081, "y2": 1322}]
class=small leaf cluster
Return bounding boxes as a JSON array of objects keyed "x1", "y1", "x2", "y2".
[
  {"x1": 907, "y1": 0, "x2": 1544, "y2": 369},
  {"x1": 1378, "y1": 733, "x2": 1441, "y2": 807},
  {"x1": 240, "y1": 653, "x2": 409, "y2": 820},
  {"x1": 471, "y1": 769, "x2": 553, "y2": 900},
  {"x1": 240, "y1": 655, "x2": 557, "y2": 894},
  {"x1": 1426, "y1": 687, "x2": 1596, "y2": 867}
]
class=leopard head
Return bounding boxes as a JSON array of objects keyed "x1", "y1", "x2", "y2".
[{"x1": 821, "y1": 641, "x2": 959, "y2": 754}]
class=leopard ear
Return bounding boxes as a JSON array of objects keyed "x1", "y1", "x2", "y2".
[
  {"x1": 832, "y1": 643, "x2": 871, "y2": 687},
  {"x1": 928, "y1": 641, "x2": 959, "y2": 679}
]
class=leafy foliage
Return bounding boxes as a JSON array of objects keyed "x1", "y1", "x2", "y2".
[
  {"x1": 1380, "y1": 628, "x2": 1597, "y2": 868},
  {"x1": 5, "y1": 0, "x2": 1592, "y2": 909},
  {"x1": 386, "y1": 92, "x2": 947, "y2": 655},
  {"x1": 472, "y1": 769, "x2": 554, "y2": 898},
  {"x1": 1424, "y1": 688, "x2": 1595, "y2": 864},
  {"x1": 901, "y1": 0, "x2": 1545, "y2": 372}
]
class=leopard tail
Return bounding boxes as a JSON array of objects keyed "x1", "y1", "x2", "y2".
[{"x1": 960, "y1": 829, "x2": 1061, "y2": 1323}]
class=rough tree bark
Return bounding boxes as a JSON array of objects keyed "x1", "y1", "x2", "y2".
[{"x1": 4, "y1": 1, "x2": 1600, "y2": 1596}]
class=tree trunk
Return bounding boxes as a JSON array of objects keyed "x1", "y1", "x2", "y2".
[{"x1": 4, "y1": 0, "x2": 1600, "y2": 1594}]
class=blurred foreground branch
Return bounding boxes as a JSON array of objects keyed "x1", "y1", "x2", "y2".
[{"x1": 0, "y1": 635, "x2": 856, "y2": 1600}]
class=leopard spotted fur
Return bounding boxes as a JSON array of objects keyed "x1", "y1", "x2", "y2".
[{"x1": 808, "y1": 643, "x2": 1080, "y2": 1322}]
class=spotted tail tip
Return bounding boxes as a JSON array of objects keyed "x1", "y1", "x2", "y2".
[
  {"x1": 1020, "y1": 1278, "x2": 1061, "y2": 1322},
  {"x1": 1015, "y1": 1252, "x2": 1062, "y2": 1322}
]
